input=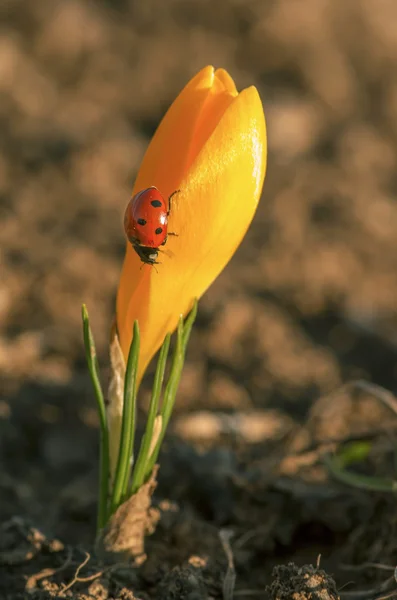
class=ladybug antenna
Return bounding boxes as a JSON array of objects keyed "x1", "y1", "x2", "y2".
[
  {"x1": 168, "y1": 189, "x2": 181, "y2": 213},
  {"x1": 139, "y1": 263, "x2": 159, "y2": 274}
]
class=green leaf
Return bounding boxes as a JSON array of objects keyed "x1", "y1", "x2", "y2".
[
  {"x1": 110, "y1": 321, "x2": 140, "y2": 512},
  {"x1": 324, "y1": 454, "x2": 397, "y2": 493},
  {"x1": 81, "y1": 305, "x2": 109, "y2": 531},
  {"x1": 145, "y1": 300, "x2": 198, "y2": 479},
  {"x1": 182, "y1": 299, "x2": 198, "y2": 350},
  {"x1": 334, "y1": 441, "x2": 372, "y2": 469},
  {"x1": 130, "y1": 333, "x2": 171, "y2": 495}
]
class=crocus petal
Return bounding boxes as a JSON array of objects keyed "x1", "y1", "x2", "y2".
[
  {"x1": 117, "y1": 69, "x2": 266, "y2": 381},
  {"x1": 117, "y1": 66, "x2": 236, "y2": 331}
]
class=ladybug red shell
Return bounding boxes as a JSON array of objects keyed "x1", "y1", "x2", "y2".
[{"x1": 124, "y1": 187, "x2": 177, "y2": 265}]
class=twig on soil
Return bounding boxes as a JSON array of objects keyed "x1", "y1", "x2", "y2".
[
  {"x1": 273, "y1": 379, "x2": 397, "y2": 481},
  {"x1": 58, "y1": 551, "x2": 133, "y2": 596},
  {"x1": 300, "y1": 379, "x2": 397, "y2": 454},
  {"x1": 233, "y1": 523, "x2": 276, "y2": 550},
  {"x1": 352, "y1": 380, "x2": 397, "y2": 417},
  {"x1": 340, "y1": 575, "x2": 396, "y2": 599},
  {"x1": 233, "y1": 591, "x2": 268, "y2": 597},
  {"x1": 60, "y1": 552, "x2": 91, "y2": 594},
  {"x1": 340, "y1": 562, "x2": 395, "y2": 572},
  {"x1": 318, "y1": 380, "x2": 397, "y2": 417},
  {"x1": 375, "y1": 592, "x2": 397, "y2": 600},
  {"x1": 219, "y1": 529, "x2": 236, "y2": 600}
]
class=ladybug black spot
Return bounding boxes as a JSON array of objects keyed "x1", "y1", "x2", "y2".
[
  {"x1": 155, "y1": 227, "x2": 163, "y2": 235},
  {"x1": 137, "y1": 218, "x2": 147, "y2": 226},
  {"x1": 151, "y1": 200, "x2": 162, "y2": 208}
]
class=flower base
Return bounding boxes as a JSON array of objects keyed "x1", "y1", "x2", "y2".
[{"x1": 96, "y1": 465, "x2": 160, "y2": 565}]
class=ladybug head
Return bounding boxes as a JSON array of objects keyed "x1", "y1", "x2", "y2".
[{"x1": 133, "y1": 243, "x2": 159, "y2": 266}]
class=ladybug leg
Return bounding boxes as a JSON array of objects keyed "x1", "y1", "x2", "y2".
[
  {"x1": 168, "y1": 189, "x2": 181, "y2": 214},
  {"x1": 140, "y1": 262, "x2": 160, "y2": 273},
  {"x1": 161, "y1": 233, "x2": 178, "y2": 246},
  {"x1": 167, "y1": 190, "x2": 180, "y2": 239}
]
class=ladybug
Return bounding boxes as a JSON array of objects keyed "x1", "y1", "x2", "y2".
[{"x1": 124, "y1": 187, "x2": 178, "y2": 266}]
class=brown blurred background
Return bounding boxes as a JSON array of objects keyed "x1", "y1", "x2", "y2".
[{"x1": 1, "y1": 0, "x2": 397, "y2": 543}]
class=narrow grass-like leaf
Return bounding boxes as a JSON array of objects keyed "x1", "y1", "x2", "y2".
[
  {"x1": 110, "y1": 321, "x2": 140, "y2": 512},
  {"x1": 148, "y1": 415, "x2": 163, "y2": 459},
  {"x1": 335, "y1": 441, "x2": 372, "y2": 469},
  {"x1": 130, "y1": 334, "x2": 171, "y2": 495},
  {"x1": 145, "y1": 301, "x2": 197, "y2": 478},
  {"x1": 182, "y1": 300, "x2": 198, "y2": 350},
  {"x1": 324, "y1": 454, "x2": 397, "y2": 493},
  {"x1": 159, "y1": 319, "x2": 183, "y2": 434},
  {"x1": 82, "y1": 304, "x2": 109, "y2": 531},
  {"x1": 394, "y1": 441, "x2": 397, "y2": 478}
]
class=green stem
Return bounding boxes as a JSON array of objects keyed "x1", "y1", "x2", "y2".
[{"x1": 81, "y1": 305, "x2": 109, "y2": 531}]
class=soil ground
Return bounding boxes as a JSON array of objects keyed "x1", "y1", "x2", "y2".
[{"x1": 2, "y1": 1, "x2": 397, "y2": 598}]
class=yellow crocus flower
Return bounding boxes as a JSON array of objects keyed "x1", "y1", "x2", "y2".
[{"x1": 116, "y1": 66, "x2": 267, "y2": 381}]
